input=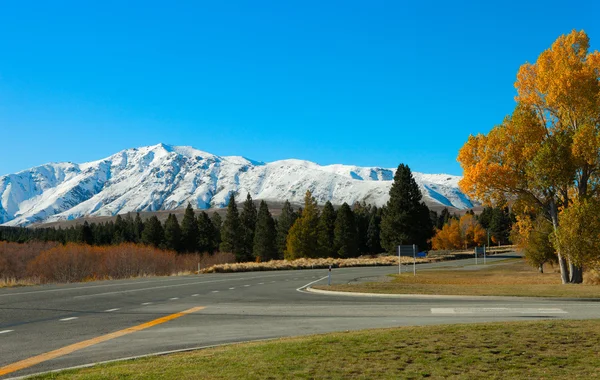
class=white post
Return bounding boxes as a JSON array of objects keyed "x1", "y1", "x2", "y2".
[
  {"x1": 328, "y1": 265, "x2": 332, "y2": 286},
  {"x1": 198, "y1": 261, "x2": 200, "y2": 275},
  {"x1": 475, "y1": 248, "x2": 478, "y2": 265},
  {"x1": 413, "y1": 244, "x2": 416, "y2": 276},
  {"x1": 398, "y1": 245, "x2": 401, "y2": 274},
  {"x1": 484, "y1": 245, "x2": 487, "y2": 265}
]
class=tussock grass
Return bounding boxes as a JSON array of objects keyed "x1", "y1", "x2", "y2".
[
  {"x1": 28, "y1": 320, "x2": 600, "y2": 379},
  {"x1": 0, "y1": 277, "x2": 41, "y2": 288},
  {"x1": 200, "y1": 249, "x2": 510, "y2": 274},
  {"x1": 320, "y1": 259, "x2": 600, "y2": 298}
]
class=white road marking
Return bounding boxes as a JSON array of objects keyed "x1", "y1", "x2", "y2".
[
  {"x1": 229, "y1": 287, "x2": 235, "y2": 290},
  {"x1": 243, "y1": 285, "x2": 250, "y2": 287},
  {"x1": 0, "y1": 330, "x2": 14, "y2": 334},
  {"x1": 431, "y1": 308, "x2": 568, "y2": 315},
  {"x1": 104, "y1": 308, "x2": 120, "y2": 312},
  {"x1": 72, "y1": 277, "x2": 249, "y2": 299},
  {"x1": 211, "y1": 290, "x2": 219, "y2": 293},
  {"x1": 192, "y1": 294, "x2": 199, "y2": 297},
  {"x1": 270, "y1": 281, "x2": 276, "y2": 283},
  {"x1": 258, "y1": 282, "x2": 264, "y2": 285},
  {"x1": 431, "y1": 308, "x2": 456, "y2": 314},
  {"x1": 296, "y1": 276, "x2": 329, "y2": 292},
  {"x1": 141, "y1": 302, "x2": 152, "y2": 305},
  {"x1": 169, "y1": 297, "x2": 179, "y2": 300},
  {"x1": 60, "y1": 317, "x2": 78, "y2": 321}
]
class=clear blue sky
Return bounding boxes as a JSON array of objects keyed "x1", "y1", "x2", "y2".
[{"x1": 1, "y1": 1, "x2": 598, "y2": 176}]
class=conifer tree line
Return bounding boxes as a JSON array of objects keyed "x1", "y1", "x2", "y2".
[{"x1": 1, "y1": 164, "x2": 441, "y2": 261}]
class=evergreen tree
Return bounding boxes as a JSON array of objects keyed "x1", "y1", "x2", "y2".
[
  {"x1": 220, "y1": 194, "x2": 243, "y2": 260},
  {"x1": 211, "y1": 212, "x2": 223, "y2": 248},
  {"x1": 276, "y1": 200, "x2": 297, "y2": 259},
  {"x1": 380, "y1": 164, "x2": 434, "y2": 252},
  {"x1": 334, "y1": 202, "x2": 358, "y2": 257},
  {"x1": 122, "y1": 214, "x2": 136, "y2": 242},
  {"x1": 353, "y1": 202, "x2": 371, "y2": 255},
  {"x1": 80, "y1": 221, "x2": 93, "y2": 245},
  {"x1": 253, "y1": 201, "x2": 277, "y2": 261},
  {"x1": 489, "y1": 207, "x2": 512, "y2": 245},
  {"x1": 240, "y1": 193, "x2": 257, "y2": 261},
  {"x1": 438, "y1": 208, "x2": 452, "y2": 229},
  {"x1": 286, "y1": 191, "x2": 320, "y2": 259},
  {"x1": 181, "y1": 203, "x2": 199, "y2": 253},
  {"x1": 316, "y1": 201, "x2": 336, "y2": 257},
  {"x1": 366, "y1": 209, "x2": 383, "y2": 253},
  {"x1": 163, "y1": 214, "x2": 182, "y2": 252},
  {"x1": 113, "y1": 215, "x2": 126, "y2": 244},
  {"x1": 197, "y1": 211, "x2": 217, "y2": 253},
  {"x1": 141, "y1": 216, "x2": 164, "y2": 248},
  {"x1": 134, "y1": 213, "x2": 144, "y2": 243}
]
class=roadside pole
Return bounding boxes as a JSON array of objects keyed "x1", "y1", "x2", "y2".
[
  {"x1": 198, "y1": 261, "x2": 200, "y2": 275},
  {"x1": 328, "y1": 265, "x2": 332, "y2": 286},
  {"x1": 398, "y1": 246, "x2": 401, "y2": 274},
  {"x1": 413, "y1": 244, "x2": 416, "y2": 276},
  {"x1": 475, "y1": 247, "x2": 478, "y2": 265},
  {"x1": 484, "y1": 245, "x2": 487, "y2": 265}
]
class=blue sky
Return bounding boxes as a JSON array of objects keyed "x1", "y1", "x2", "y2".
[{"x1": 1, "y1": 1, "x2": 598, "y2": 176}]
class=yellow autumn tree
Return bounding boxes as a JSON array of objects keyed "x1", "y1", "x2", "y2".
[
  {"x1": 458, "y1": 30, "x2": 600, "y2": 284},
  {"x1": 432, "y1": 214, "x2": 486, "y2": 250}
]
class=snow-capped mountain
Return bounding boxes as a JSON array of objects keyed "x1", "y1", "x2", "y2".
[{"x1": 0, "y1": 144, "x2": 473, "y2": 226}]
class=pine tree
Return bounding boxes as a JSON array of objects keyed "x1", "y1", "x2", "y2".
[
  {"x1": 438, "y1": 208, "x2": 452, "y2": 229},
  {"x1": 366, "y1": 209, "x2": 382, "y2": 253},
  {"x1": 80, "y1": 221, "x2": 94, "y2": 245},
  {"x1": 134, "y1": 213, "x2": 144, "y2": 243},
  {"x1": 353, "y1": 202, "x2": 371, "y2": 255},
  {"x1": 240, "y1": 193, "x2": 257, "y2": 261},
  {"x1": 197, "y1": 211, "x2": 217, "y2": 253},
  {"x1": 181, "y1": 203, "x2": 199, "y2": 253},
  {"x1": 211, "y1": 212, "x2": 223, "y2": 248},
  {"x1": 276, "y1": 200, "x2": 297, "y2": 259},
  {"x1": 316, "y1": 201, "x2": 336, "y2": 257},
  {"x1": 220, "y1": 194, "x2": 243, "y2": 260},
  {"x1": 253, "y1": 201, "x2": 277, "y2": 261},
  {"x1": 163, "y1": 214, "x2": 182, "y2": 252},
  {"x1": 113, "y1": 215, "x2": 126, "y2": 244},
  {"x1": 334, "y1": 202, "x2": 358, "y2": 257},
  {"x1": 141, "y1": 216, "x2": 164, "y2": 248},
  {"x1": 286, "y1": 191, "x2": 320, "y2": 259},
  {"x1": 380, "y1": 164, "x2": 434, "y2": 252}
]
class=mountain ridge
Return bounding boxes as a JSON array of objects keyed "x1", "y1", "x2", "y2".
[{"x1": 0, "y1": 144, "x2": 473, "y2": 226}]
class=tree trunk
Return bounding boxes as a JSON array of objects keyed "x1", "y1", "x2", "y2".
[
  {"x1": 550, "y1": 200, "x2": 570, "y2": 284},
  {"x1": 569, "y1": 262, "x2": 583, "y2": 284}
]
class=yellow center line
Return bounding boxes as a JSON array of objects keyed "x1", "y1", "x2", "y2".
[{"x1": 0, "y1": 306, "x2": 205, "y2": 377}]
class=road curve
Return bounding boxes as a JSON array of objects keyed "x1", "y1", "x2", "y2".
[{"x1": 1, "y1": 255, "x2": 598, "y2": 378}]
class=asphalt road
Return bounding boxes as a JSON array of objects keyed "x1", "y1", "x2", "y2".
[{"x1": 1, "y1": 254, "x2": 599, "y2": 378}]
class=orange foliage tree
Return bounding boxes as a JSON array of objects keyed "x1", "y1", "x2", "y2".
[
  {"x1": 432, "y1": 214, "x2": 486, "y2": 250},
  {"x1": 458, "y1": 30, "x2": 600, "y2": 284}
]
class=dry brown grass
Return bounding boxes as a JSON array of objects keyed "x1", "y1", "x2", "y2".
[
  {"x1": 319, "y1": 259, "x2": 600, "y2": 298},
  {"x1": 0, "y1": 277, "x2": 41, "y2": 288}
]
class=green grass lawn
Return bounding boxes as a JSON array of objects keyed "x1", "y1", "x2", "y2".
[
  {"x1": 317, "y1": 259, "x2": 600, "y2": 298},
  {"x1": 29, "y1": 320, "x2": 600, "y2": 379}
]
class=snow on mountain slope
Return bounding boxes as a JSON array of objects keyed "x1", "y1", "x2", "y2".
[{"x1": 0, "y1": 144, "x2": 473, "y2": 226}]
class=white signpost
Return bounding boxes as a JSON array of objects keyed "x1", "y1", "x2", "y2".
[
  {"x1": 475, "y1": 246, "x2": 486, "y2": 265},
  {"x1": 397, "y1": 244, "x2": 417, "y2": 276}
]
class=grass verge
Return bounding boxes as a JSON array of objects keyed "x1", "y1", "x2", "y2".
[
  {"x1": 28, "y1": 320, "x2": 600, "y2": 379},
  {"x1": 316, "y1": 259, "x2": 600, "y2": 298}
]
